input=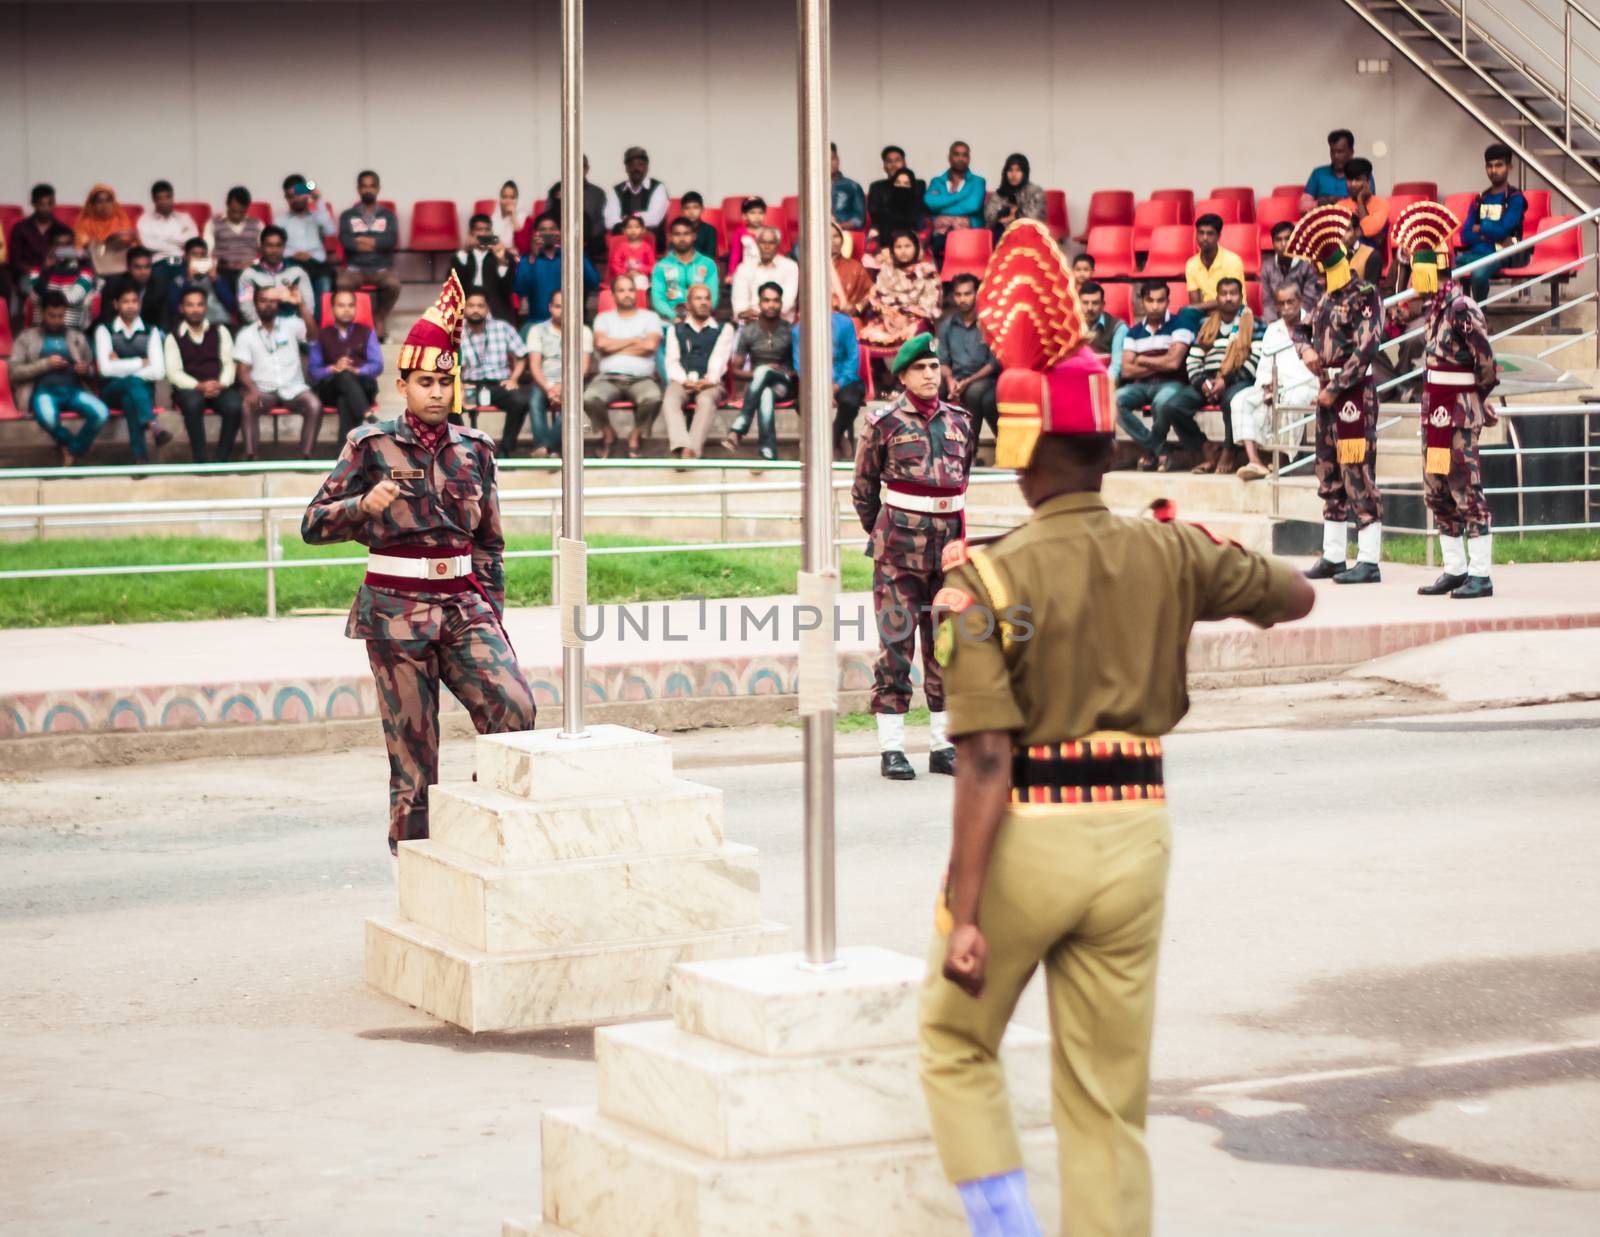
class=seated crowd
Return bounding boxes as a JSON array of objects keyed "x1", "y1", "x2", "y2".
[{"x1": 3, "y1": 132, "x2": 1533, "y2": 470}]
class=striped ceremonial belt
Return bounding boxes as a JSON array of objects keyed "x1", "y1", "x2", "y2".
[
  {"x1": 366, "y1": 545, "x2": 474, "y2": 594},
  {"x1": 1010, "y1": 733, "x2": 1165, "y2": 806},
  {"x1": 1424, "y1": 364, "x2": 1475, "y2": 388},
  {"x1": 884, "y1": 480, "x2": 965, "y2": 515}
]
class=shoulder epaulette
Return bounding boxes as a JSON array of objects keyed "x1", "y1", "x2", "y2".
[
  {"x1": 457, "y1": 425, "x2": 496, "y2": 450},
  {"x1": 941, "y1": 540, "x2": 969, "y2": 572},
  {"x1": 348, "y1": 420, "x2": 394, "y2": 446},
  {"x1": 967, "y1": 545, "x2": 1021, "y2": 651}
]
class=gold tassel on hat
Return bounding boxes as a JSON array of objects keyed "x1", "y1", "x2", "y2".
[
  {"x1": 1411, "y1": 249, "x2": 1440, "y2": 295},
  {"x1": 453, "y1": 369, "x2": 463, "y2": 419},
  {"x1": 994, "y1": 412, "x2": 1042, "y2": 470},
  {"x1": 1323, "y1": 254, "x2": 1352, "y2": 294}
]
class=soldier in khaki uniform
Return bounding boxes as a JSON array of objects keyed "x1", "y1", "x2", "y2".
[
  {"x1": 302, "y1": 273, "x2": 536, "y2": 862},
  {"x1": 917, "y1": 224, "x2": 1315, "y2": 1237}
]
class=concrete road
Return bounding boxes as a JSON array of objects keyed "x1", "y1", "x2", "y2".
[{"x1": 2, "y1": 695, "x2": 1598, "y2": 1235}]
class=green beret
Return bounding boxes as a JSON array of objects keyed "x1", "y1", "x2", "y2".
[{"x1": 892, "y1": 333, "x2": 938, "y2": 375}]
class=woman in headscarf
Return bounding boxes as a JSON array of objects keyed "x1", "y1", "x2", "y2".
[
  {"x1": 983, "y1": 153, "x2": 1047, "y2": 240},
  {"x1": 831, "y1": 222, "x2": 873, "y2": 317},
  {"x1": 868, "y1": 168, "x2": 927, "y2": 261},
  {"x1": 859, "y1": 230, "x2": 941, "y2": 348},
  {"x1": 74, "y1": 184, "x2": 137, "y2": 277}
]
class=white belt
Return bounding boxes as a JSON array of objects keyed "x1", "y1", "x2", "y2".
[
  {"x1": 1425, "y1": 369, "x2": 1476, "y2": 387},
  {"x1": 368, "y1": 552, "x2": 473, "y2": 579},
  {"x1": 885, "y1": 490, "x2": 966, "y2": 515}
]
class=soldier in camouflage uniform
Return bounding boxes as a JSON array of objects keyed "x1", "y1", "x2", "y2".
[
  {"x1": 1393, "y1": 200, "x2": 1501, "y2": 599},
  {"x1": 302, "y1": 273, "x2": 536, "y2": 860},
  {"x1": 852, "y1": 333, "x2": 977, "y2": 780},
  {"x1": 1287, "y1": 206, "x2": 1386, "y2": 584}
]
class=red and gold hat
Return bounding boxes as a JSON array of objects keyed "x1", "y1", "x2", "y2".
[
  {"x1": 993, "y1": 347, "x2": 1115, "y2": 469},
  {"x1": 977, "y1": 218, "x2": 1086, "y2": 372},
  {"x1": 1286, "y1": 205, "x2": 1357, "y2": 292},
  {"x1": 397, "y1": 271, "x2": 466, "y2": 374},
  {"x1": 1392, "y1": 200, "x2": 1460, "y2": 294}
]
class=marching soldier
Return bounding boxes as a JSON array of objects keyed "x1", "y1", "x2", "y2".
[
  {"x1": 1394, "y1": 200, "x2": 1500, "y2": 598},
  {"x1": 852, "y1": 333, "x2": 977, "y2": 780},
  {"x1": 917, "y1": 222, "x2": 1316, "y2": 1237},
  {"x1": 1288, "y1": 206, "x2": 1387, "y2": 584},
  {"x1": 302, "y1": 273, "x2": 536, "y2": 862}
]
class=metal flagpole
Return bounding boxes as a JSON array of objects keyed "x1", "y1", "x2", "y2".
[
  {"x1": 796, "y1": 0, "x2": 838, "y2": 966},
  {"x1": 558, "y1": 0, "x2": 588, "y2": 739}
]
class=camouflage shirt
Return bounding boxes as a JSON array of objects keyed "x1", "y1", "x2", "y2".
[
  {"x1": 851, "y1": 392, "x2": 977, "y2": 571},
  {"x1": 1423, "y1": 282, "x2": 1499, "y2": 429},
  {"x1": 1311, "y1": 278, "x2": 1383, "y2": 398},
  {"x1": 301, "y1": 417, "x2": 508, "y2": 641}
]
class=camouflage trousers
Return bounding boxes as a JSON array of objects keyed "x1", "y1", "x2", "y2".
[
  {"x1": 1423, "y1": 426, "x2": 1492, "y2": 539},
  {"x1": 871, "y1": 558, "x2": 945, "y2": 714},
  {"x1": 1314, "y1": 405, "x2": 1383, "y2": 527},
  {"x1": 367, "y1": 606, "x2": 536, "y2": 852}
]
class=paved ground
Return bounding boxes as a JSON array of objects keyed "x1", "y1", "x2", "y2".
[{"x1": 3, "y1": 689, "x2": 1598, "y2": 1235}]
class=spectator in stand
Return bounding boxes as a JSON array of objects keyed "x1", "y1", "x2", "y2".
[
  {"x1": 983, "y1": 152, "x2": 1046, "y2": 240},
  {"x1": 235, "y1": 286, "x2": 321, "y2": 459},
  {"x1": 205, "y1": 186, "x2": 263, "y2": 310},
  {"x1": 867, "y1": 146, "x2": 925, "y2": 237},
  {"x1": 11, "y1": 289, "x2": 109, "y2": 465},
  {"x1": 97, "y1": 247, "x2": 165, "y2": 329},
  {"x1": 722, "y1": 282, "x2": 796, "y2": 463},
  {"x1": 583, "y1": 275, "x2": 663, "y2": 458},
  {"x1": 523, "y1": 288, "x2": 590, "y2": 458},
  {"x1": 1260, "y1": 220, "x2": 1324, "y2": 321},
  {"x1": 167, "y1": 237, "x2": 230, "y2": 330},
  {"x1": 727, "y1": 197, "x2": 768, "y2": 282},
  {"x1": 237, "y1": 226, "x2": 317, "y2": 329},
  {"x1": 860, "y1": 231, "x2": 942, "y2": 348},
  {"x1": 661, "y1": 283, "x2": 734, "y2": 461},
  {"x1": 28, "y1": 229, "x2": 98, "y2": 330},
  {"x1": 1116, "y1": 280, "x2": 1203, "y2": 472},
  {"x1": 603, "y1": 146, "x2": 669, "y2": 246},
  {"x1": 1232, "y1": 283, "x2": 1319, "y2": 481},
  {"x1": 94, "y1": 282, "x2": 170, "y2": 461},
  {"x1": 870, "y1": 168, "x2": 927, "y2": 255},
  {"x1": 309, "y1": 288, "x2": 384, "y2": 441},
  {"x1": 459, "y1": 290, "x2": 530, "y2": 439},
  {"x1": 1071, "y1": 253, "x2": 1096, "y2": 289},
  {"x1": 831, "y1": 223, "x2": 873, "y2": 318},
  {"x1": 938, "y1": 273, "x2": 998, "y2": 441},
  {"x1": 0, "y1": 226, "x2": 10, "y2": 315},
  {"x1": 513, "y1": 213, "x2": 600, "y2": 326},
  {"x1": 652, "y1": 216, "x2": 719, "y2": 321},
  {"x1": 166, "y1": 286, "x2": 244, "y2": 463},
  {"x1": 1456, "y1": 142, "x2": 1529, "y2": 302},
  {"x1": 9, "y1": 184, "x2": 61, "y2": 293},
  {"x1": 1300, "y1": 128, "x2": 1374, "y2": 213},
  {"x1": 1338, "y1": 158, "x2": 1389, "y2": 280},
  {"x1": 677, "y1": 192, "x2": 720, "y2": 260},
  {"x1": 1078, "y1": 282, "x2": 1128, "y2": 381},
  {"x1": 793, "y1": 304, "x2": 865, "y2": 459},
  {"x1": 546, "y1": 155, "x2": 609, "y2": 267},
  {"x1": 924, "y1": 141, "x2": 986, "y2": 261},
  {"x1": 75, "y1": 184, "x2": 138, "y2": 277},
  {"x1": 139, "y1": 180, "x2": 198, "y2": 262},
  {"x1": 832, "y1": 142, "x2": 866, "y2": 229},
  {"x1": 275, "y1": 175, "x2": 337, "y2": 300},
  {"x1": 1186, "y1": 213, "x2": 1246, "y2": 313},
  {"x1": 452, "y1": 214, "x2": 516, "y2": 323},
  {"x1": 494, "y1": 179, "x2": 526, "y2": 251},
  {"x1": 1185, "y1": 277, "x2": 1261, "y2": 474},
  {"x1": 607, "y1": 213, "x2": 658, "y2": 284},
  {"x1": 731, "y1": 227, "x2": 800, "y2": 323},
  {"x1": 337, "y1": 170, "x2": 402, "y2": 339}
]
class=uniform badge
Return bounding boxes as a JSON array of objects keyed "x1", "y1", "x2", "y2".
[
  {"x1": 941, "y1": 540, "x2": 970, "y2": 572},
  {"x1": 436, "y1": 351, "x2": 455, "y2": 370},
  {"x1": 391, "y1": 468, "x2": 424, "y2": 480},
  {"x1": 933, "y1": 617, "x2": 956, "y2": 667},
  {"x1": 932, "y1": 586, "x2": 974, "y2": 614},
  {"x1": 1338, "y1": 399, "x2": 1361, "y2": 424},
  {"x1": 1428, "y1": 406, "x2": 1452, "y2": 428}
]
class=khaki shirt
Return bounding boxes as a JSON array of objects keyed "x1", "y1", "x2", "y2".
[{"x1": 939, "y1": 492, "x2": 1302, "y2": 742}]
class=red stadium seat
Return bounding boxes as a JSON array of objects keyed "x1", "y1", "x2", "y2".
[
  {"x1": 1443, "y1": 192, "x2": 1477, "y2": 249},
  {"x1": 1086, "y1": 226, "x2": 1135, "y2": 278},
  {"x1": 1150, "y1": 189, "x2": 1194, "y2": 227},
  {"x1": 0, "y1": 204, "x2": 24, "y2": 234},
  {"x1": 319, "y1": 290, "x2": 375, "y2": 328},
  {"x1": 1077, "y1": 190, "x2": 1134, "y2": 241},
  {"x1": 176, "y1": 201, "x2": 211, "y2": 231},
  {"x1": 472, "y1": 198, "x2": 495, "y2": 219},
  {"x1": 409, "y1": 200, "x2": 459, "y2": 252},
  {"x1": 1391, "y1": 180, "x2": 1438, "y2": 201},
  {"x1": 0, "y1": 361, "x2": 22, "y2": 420},
  {"x1": 1132, "y1": 199, "x2": 1179, "y2": 254},
  {"x1": 1193, "y1": 198, "x2": 1243, "y2": 225},
  {"x1": 1098, "y1": 281, "x2": 1132, "y2": 323},
  {"x1": 1522, "y1": 188, "x2": 1552, "y2": 231},
  {"x1": 597, "y1": 287, "x2": 616, "y2": 315},
  {"x1": 1166, "y1": 279, "x2": 1190, "y2": 307},
  {"x1": 1209, "y1": 186, "x2": 1257, "y2": 223},
  {"x1": 781, "y1": 195, "x2": 800, "y2": 247},
  {"x1": 1143, "y1": 225, "x2": 1195, "y2": 278},
  {"x1": 1220, "y1": 225, "x2": 1260, "y2": 276},
  {"x1": 1270, "y1": 184, "x2": 1303, "y2": 200},
  {"x1": 378, "y1": 199, "x2": 398, "y2": 217},
  {"x1": 1244, "y1": 280, "x2": 1263, "y2": 318},
  {"x1": 55, "y1": 204, "x2": 81, "y2": 228},
  {"x1": 1044, "y1": 189, "x2": 1068, "y2": 240},
  {"x1": 940, "y1": 228, "x2": 994, "y2": 282},
  {"x1": 125, "y1": 204, "x2": 144, "y2": 227},
  {"x1": 1500, "y1": 214, "x2": 1581, "y2": 278},
  {"x1": 1256, "y1": 197, "x2": 1300, "y2": 250},
  {"x1": 0, "y1": 313, "x2": 12, "y2": 358},
  {"x1": 720, "y1": 196, "x2": 748, "y2": 231},
  {"x1": 246, "y1": 201, "x2": 272, "y2": 226},
  {"x1": 1384, "y1": 193, "x2": 1429, "y2": 226}
]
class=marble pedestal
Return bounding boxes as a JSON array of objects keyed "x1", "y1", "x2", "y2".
[
  {"x1": 506, "y1": 946, "x2": 1059, "y2": 1236},
  {"x1": 365, "y1": 724, "x2": 788, "y2": 1032}
]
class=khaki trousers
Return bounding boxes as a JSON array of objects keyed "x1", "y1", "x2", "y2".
[
  {"x1": 661, "y1": 380, "x2": 725, "y2": 453},
  {"x1": 919, "y1": 801, "x2": 1172, "y2": 1237}
]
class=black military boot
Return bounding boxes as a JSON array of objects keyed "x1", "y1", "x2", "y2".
[
  {"x1": 1417, "y1": 572, "x2": 1468, "y2": 596},
  {"x1": 1451, "y1": 575, "x2": 1494, "y2": 599},
  {"x1": 1333, "y1": 561, "x2": 1381, "y2": 584},
  {"x1": 1304, "y1": 558, "x2": 1346, "y2": 580},
  {"x1": 881, "y1": 751, "x2": 916, "y2": 780},
  {"x1": 928, "y1": 747, "x2": 956, "y2": 776}
]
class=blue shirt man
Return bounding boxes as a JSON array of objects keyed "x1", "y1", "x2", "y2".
[
  {"x1": 513, "y1": 244, "x2": 600, "y2": 325},
  {"x1": 831, "y1": 144, "x2": 866, "y2": 229},
  {"x1": 1301, "y1": 130, "x2": 1377, "y2": 205},
  {"x1": 1456, "y1": 144, "x2": 1529, "y2": 301},
  {"x1": 651, "y1": 219, "x2": 720, "y2": 320},
  {"x1": 793, "y1": 309, "x2": 866, "y2": 451},
  {"x1": 924, "y1": 141, "x2": 987, "y2": 229}
]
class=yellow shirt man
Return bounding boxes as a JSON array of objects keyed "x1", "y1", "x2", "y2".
[{"x1": 1185, "y1": 246, "x2": 1246, "y2": 304}]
